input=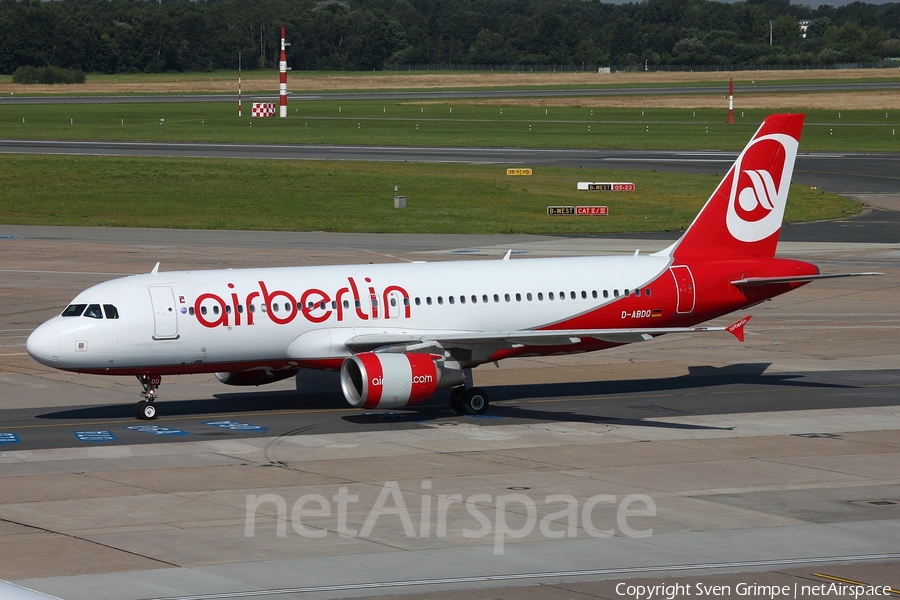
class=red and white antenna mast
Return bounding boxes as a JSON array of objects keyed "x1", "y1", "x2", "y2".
[
  {"x1": 279, "y1": 27, "x2": 289, "y2": 118},
  {"x1": 238, "y1": 51, "x2": 242, "y2": 118},
  {"x1": 727, "y1": 77, "x2": 734, "y2": 124}
]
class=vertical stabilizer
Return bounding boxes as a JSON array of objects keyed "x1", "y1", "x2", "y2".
[{"x1": 665, "y1": 113, "x2": 805, "y2": 260}]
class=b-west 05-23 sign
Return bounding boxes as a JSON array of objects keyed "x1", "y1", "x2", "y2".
[{"x1": 577, "y1": 182, "x2": 635, "y2": 191}]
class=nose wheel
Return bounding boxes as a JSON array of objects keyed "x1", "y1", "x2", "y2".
[{"x1": 136, "y1": 374, "x2": 161, "y2": 420}]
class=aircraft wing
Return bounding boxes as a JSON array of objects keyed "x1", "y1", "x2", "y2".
[
  {"x1": 731, "y1": 272, "x2": 882, "y2": 286},
  {"x1": 344, "y1": 317, "x2": 750, "y2": 354}
]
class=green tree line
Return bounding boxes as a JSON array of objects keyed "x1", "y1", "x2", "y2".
[{"x1": 1, "y1": 0, "x2": 899, "y2": 74}]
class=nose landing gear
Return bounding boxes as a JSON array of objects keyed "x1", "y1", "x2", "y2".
[{"x1": 135, "y1": 374, "x2": 161, "y2": 420}]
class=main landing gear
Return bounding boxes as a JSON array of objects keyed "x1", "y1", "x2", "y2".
[
  {"x1": 135, "y1": 374, "x2": 161, "y2": 420},
  {"x1": 449, "y1": 386, "x2": 490, "y2": 415}
]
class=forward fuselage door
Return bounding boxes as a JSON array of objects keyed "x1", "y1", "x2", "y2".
[
  {"x1": 148, "y1": 286, "x2": 179, "y2": 339},
  {"x1": 670, "y1": 265, "x2": 696, "y2": 314}
]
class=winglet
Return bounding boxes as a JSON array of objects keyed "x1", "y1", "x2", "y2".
[
  {"x1": 726, "y1": 316, "x2": 751, "y2": 342},
  {"x1": 151, "y1": 262, "x2": 160, "y2": 275},
  {"x1": 503, "y1": 250, "x2": 512, "y2": 261}
]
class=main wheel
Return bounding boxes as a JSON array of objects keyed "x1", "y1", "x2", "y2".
[
  {"x1": 135, "y1": 401, "x2": 157, "y2": 420},
  {"x1": 449, "y1": 386, "x2": 465, "y2": 414},
  {"x1": 462, "y1": 387, "x2": 489, "y2": 415}
]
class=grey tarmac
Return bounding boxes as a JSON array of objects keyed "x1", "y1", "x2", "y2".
[{"x1": 0, "y1": 225, "x2": 898, "y2": 599}]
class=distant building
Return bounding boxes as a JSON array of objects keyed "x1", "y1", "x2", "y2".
[{"x1": 799, "y1": 19, "x2": 811, "y2": 38}]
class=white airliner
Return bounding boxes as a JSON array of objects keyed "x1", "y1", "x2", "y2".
[{"x1": 26, "y1": 114, "x2": 876, "y2": 420}]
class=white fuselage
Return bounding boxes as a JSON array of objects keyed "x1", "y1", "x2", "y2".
[{"x1": 27, "y1": 254, "x2": 675, "y2": 375}]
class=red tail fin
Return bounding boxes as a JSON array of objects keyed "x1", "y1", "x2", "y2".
[{"x1": 667, "y1": 114, "x2": 805, "y2": 260}]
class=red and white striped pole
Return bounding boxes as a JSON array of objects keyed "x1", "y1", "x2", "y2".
[
  {"x1": 727, "y1": 77, "x2": 734, "y2": 124},
  {"x1": 279, "y1": 27, "x2": 288, "y2": 118},
  {"x1": 238, "y1": 51, "x2": 242, "y2": 118}
]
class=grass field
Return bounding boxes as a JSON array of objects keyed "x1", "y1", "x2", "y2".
[
  {"x1": 0, "y1": 70, "x2": 885, "y2": 233},
  {"x1": 0, "y1": 154, "x2": 858, "y2": 234},
  {"x1": 2, "y1": 102, "x2": 898, "y2": 151}
]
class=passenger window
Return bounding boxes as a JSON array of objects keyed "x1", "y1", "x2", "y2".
[
  {"x1": 471, "y1": 295, "x2": 477, "y2": 304},
  {"x1": 482, "y1": 295, "x2": 488, "y2": 303},
  {"x1": 343, "y1": 300, "x2": 350, "y2": 309},
  {"x1": 504, "y1": 293, "x2": 510, "y2": 302},
  {"x1": 646, "y1": 288, "x2": 652, "y2": 297},
  {"x1": 238, "y1": 305, "x2": 244, "y2": 313},
  {"x1": 225, "y1": 305, "x2": 232, "y2": 314},
  {"x1": 62, "y1": 304, "x2": 87, "y2": 317},
  {"x1": 538, "y1": 292, "x2": 543, "y2": 301},
  {"x1": 272, "y1": 304, "x2": 279, "y2": 313},
  {"x1": 103, "y1": 305, "x2": 119, "y2": 319},
  {"x1": 581, "y1": 291, "x2": 587, "y2": 299},
  {"x1": 449, "y1": 296, "x2": 455, "y2": 305},
  {"x1": 372, "y1": 299, "x2": 378, "y2": 308},
  {"x1": 201, "y1": 306, "x2": 208, "y2": 316},
  {"x1": 84, "y1": 304, "x2": 103, "y2": 319},
  {"x1": 635, "y1": 288, "x2": 641, "y2": 297},
  {"x1": 415, "y1": 298, "x2": 421, "y2": 306},
  {"x1": 526, "y1": 293, "x2": 532, "y2": 301},
  {"x1": 212, "y1": 305, "x2": 220, "y2": 315},
  {"x1": 460, "y1": 296, "x2": 466, "y2": 304},
  {"x1": 549, "y1": 292, "x2": 555, "y2": 300},
  {"x1": 493, "y1": 294, "x2": 500, "y2": 303},
  {"x1": 249, "y1": 304, "x2": 256, "y2": 313},
  {"x1": 515, "y1": 293, "x2": 521, "y2": 302},
  {"x1": 438, "y1": 297, "x2": 444, "y2": 305},
  {"x1": 426, "y1": 297, "x2": 432, "y2": 306},
  {"x1": 570, "y1": 291, "x2": 576, "y2": 300},
  {"x1": 592, "y1": 291, "x2": 598, "y2": 299},
  {"x1": 613, "y1": 290, "x2": 619, "y2": 298},
  {"x1": 559, "y1": 292, "x2": 565, "y2": 300},
  {"x1": 403, "y1": 298, "x2": 409, "y2": 306},
  {"x1": 189, "y1": 307, "x2": 195, "y2": 316},
  {"x1": 624, "y1": 289, "x2": 630, "y2": 297},
  {"x1": 390, "y1": 298, "x2": 397, "y2": 307},
  {"x1": 603, "y1": 290, "x2": 609, "y2": 299}
]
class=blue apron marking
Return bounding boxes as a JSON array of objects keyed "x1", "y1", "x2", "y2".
[
  {"x1": 74, "y1": 430, "x2": 117, "y2": 442},
  {"x1": 125, "y1": 425, "x2": 190, "y2": 436},
  {"x1": 204, "y1": 420, "x2": 268, "y2": 431},
  {"x1": 0, "y1": 433, "x2": 20, "y2": 444}
]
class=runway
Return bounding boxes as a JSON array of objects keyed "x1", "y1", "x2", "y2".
[
  {"x1": 0, "y1": 226, "x2": 898, "y2": 599},
  {"x1": 3, "y1": 138, "x2": 900, "y2": 195},
  {"x1": 2, "y1": 80, "x2": 899, "y2": 104}
]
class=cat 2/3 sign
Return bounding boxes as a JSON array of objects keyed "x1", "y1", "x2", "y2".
[
  {"x1": 576, "y1": 206, "x2": 609, "y2": 215},
  {"x1": 577, "y1": 182, "x2": 635, "y2": 191}
]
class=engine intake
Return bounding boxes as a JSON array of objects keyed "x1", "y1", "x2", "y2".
[{"x1": 341, "y1": 352, "x2": 464, "y2": 409}]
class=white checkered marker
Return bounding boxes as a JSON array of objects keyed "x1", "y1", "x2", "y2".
[{"x1": 251, "y1": 103, "x2": 276, "y2": 118}]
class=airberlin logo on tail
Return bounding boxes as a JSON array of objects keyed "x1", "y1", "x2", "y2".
[{"x1": 725, "y1": 133, "x2": 798, "y2": 243}]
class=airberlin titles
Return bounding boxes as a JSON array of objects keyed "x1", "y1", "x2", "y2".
[{"x1": 193, "y1": 277, "x2": 410, "y2": 328}]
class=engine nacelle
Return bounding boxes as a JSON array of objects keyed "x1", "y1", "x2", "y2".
[
  {"x1": 215, "y1": 368, "x2": 299, "y2": 386},
  {"x1": 340, "y1": 352, "x2": 465, "y2": 409}
]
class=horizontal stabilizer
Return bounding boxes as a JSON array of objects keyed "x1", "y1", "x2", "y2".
[{"x1": 731, "y1": 272, "x2": 883, "y2": 287}]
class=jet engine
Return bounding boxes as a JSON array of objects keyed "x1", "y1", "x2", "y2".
[
  {"x1": 215, "y1": 368, "x2": 300, "y2": 386},
  {"x1": 340, "y1": 352, "x2": 465, "y2": 409}
]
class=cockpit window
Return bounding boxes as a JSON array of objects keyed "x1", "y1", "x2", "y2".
[
  {"x1": 103, "y1": 305, "x2": 119, "y2": 319},
  {"x1": 62, "y1": 304, "x2": 87, "y2": 317},
  {"x1": 84, "y1": 304, "x2": 103, "y2": 319}
]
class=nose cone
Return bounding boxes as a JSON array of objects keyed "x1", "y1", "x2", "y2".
[{"x1": 27, "y1": 323, "x2": 60, "y2": 366}]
